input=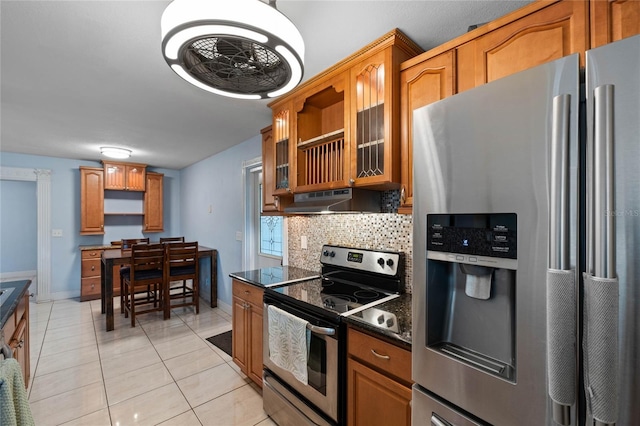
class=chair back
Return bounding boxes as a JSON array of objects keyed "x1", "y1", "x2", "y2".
[
  {"x1": 130, "y1": 243, "x2": 164, "y2": 283},
  {"x1": 160, "y1": 236, "x2": 185, "y2": 243},
  {"x1": 122, "y1": 238, "x2": 150, "y2": 249},
  {"x1": 165, "y1": 241, "x2": 198, "y2": 278}
]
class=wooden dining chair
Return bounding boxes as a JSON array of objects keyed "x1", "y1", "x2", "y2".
[
  {"x1": 159, "y1": 236, "x2": 185, "y2": 243},
  {"x1": 164, "y1": 241, "x2": 199, "y2": 317},
  {"x1": 121, "y1": 243, "x2": 166, "y2": 327},
  {"x1": 119, "y1": 238, "x2": 150, "y2": 311}
]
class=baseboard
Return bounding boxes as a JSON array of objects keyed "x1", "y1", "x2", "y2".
[{"x1": 216, "y1": 299, "x2": 232, "y2": 316}]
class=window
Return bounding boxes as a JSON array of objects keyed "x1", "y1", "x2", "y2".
[{"x1": 260, "y1": 215, "x2": 283, "y2": 257}]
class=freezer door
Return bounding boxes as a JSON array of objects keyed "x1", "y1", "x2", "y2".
[
  {"x1": 412, "y1": 54, "x2": 580, "y2": 425},
  {"x1": 412, "y1": 385, "x2": 485, "y2": 426},
  {"x1": 584, "y1": 34, "x2": 640, "y2": 426}
]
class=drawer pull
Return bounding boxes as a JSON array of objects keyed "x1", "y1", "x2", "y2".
[
  {"x1": 371, "y1": 349, "x2": 390, "y2": 360},
  {"x1": 91, "y1": 266, "x2": 95, "y2": 271},
  {"x1": 245, "y1": 290, "x2": 250, "y2": 295}
]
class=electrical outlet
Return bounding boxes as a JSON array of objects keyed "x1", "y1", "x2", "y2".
[
  {"x1": 235, "y1": 231, "x2": 243, "y2": 241},
  {"x1": 52, "y1": 229, "x2": 63, "y2": 237},
  {"x1": 301, "y1": 235, "x2": 308, "y2": 249}
]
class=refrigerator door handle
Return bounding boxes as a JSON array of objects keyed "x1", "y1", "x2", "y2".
[
  {"x1": 550, "y1": 93, "x2": 571, "y2": 270},
  {"x1": 431, "y1": 414, "x2": 454, "y2": 426},
  {"x1": 584, "y1": 84, "x2": 618, "y2": 426},
  {"x1": 593, "y1": 85, "x2": 616, "y2": 280},
  {"x1": 546, "y1": 94, "x2": 575, "y2": 426}
]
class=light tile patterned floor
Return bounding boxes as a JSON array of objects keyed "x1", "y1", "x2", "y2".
[{"x1": 27, "y1": 298, "x2": 277, "y2": 426}]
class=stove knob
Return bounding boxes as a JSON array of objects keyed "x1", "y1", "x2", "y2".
[
  {"x1": 377, "y1": 257, "x2": 385, "y2": 267},
  {"x1": 323, "y1": 250, "x2": 329, "y2": 257},
  {"x1": 329, "y1": 251, "x2": 336, "y2": 258},
  {"x1": 386, "y1": 259, "x2": 394, "y2": 267},
  {"x1": 377, "y1": 314, "x2": 385, "y2": 324}
]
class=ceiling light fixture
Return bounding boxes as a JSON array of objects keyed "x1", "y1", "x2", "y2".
[
  {"x1": 161, "y1": 0, "x2": 305, "y2": 100},
  {"x1": 100, "y1": 147, "x2": 132, "y2": 159}
]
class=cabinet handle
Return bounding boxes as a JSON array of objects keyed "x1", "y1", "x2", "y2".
[
  {"x1": 370, "y1": 349, "x2": 390, "y2": 360},
  {"x1": 91, "y1": 266, "x2": 95, "y2": 271},
  {"x1": 274, "y1": 196, "x2": 279, "y2": 209},
  {"x1": 244, "y1": 290, "x2": 250, "y2": 295},
  {"x1": 349, "y1": 178, "x2": 355, "y2": 186},
  {"x1": 91, "y1": 284, "x2": 95, "y2": 289},
  {"x1": 400, "y1": 186, "x2": 407, "y2": 205}
]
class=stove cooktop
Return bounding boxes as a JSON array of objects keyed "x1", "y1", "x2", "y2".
[{"x1": 269, "y1": 277, "x2": 399, "y2": 316}]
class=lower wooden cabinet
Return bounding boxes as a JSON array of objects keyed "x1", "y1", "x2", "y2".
[
  {"x1": 1, "y1": 290, "x2": 30, "y2": 388},
  {"x1": 80, "y1": 248, "x2": 120, "y2": 301},
  {"x1": 231, "y1": 279, "x2": 264, "y2": 387},
  {"x1": 347, "y1": 327, "x2": 412, "y2": 426}
]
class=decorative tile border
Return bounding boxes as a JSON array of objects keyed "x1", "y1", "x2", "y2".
[{"x1": 287, "y1": 213, "x2": 413, "y2": 293}]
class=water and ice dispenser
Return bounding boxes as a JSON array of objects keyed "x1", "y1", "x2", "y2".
[{"x1": 426, "y1": 213, "x2": 518, "y2": 381}]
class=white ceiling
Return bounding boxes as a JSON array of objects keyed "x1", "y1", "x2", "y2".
[{"x1": 1, "y1": 0, "x2": 532, "y2": 170}]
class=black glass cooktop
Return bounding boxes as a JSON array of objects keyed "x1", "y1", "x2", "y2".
[{"x1": 269, "y1": 277, "x2": 397, "y2": 316}]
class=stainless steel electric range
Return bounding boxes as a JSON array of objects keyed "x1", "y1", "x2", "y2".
[{"x1": 262, "y1": 244, "x2": 405, "y2": 426}]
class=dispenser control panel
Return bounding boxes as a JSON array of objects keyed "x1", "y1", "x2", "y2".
[{"x1": 427, "y1": 213, "x2": 517, "y2": 259}]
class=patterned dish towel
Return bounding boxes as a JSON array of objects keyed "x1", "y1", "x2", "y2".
[
  {"x1": 268, "y1": 305, "x2": 310, "y2": 385},
  {"x1": 0, "y1": 358, "x2": 35, "y2": 426}
]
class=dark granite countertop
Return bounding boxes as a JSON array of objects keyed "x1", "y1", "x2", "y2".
[
  {"x1": 344, "y1": 293, "x2": 412, "y2": 350},
  {"x1": 0, "y1": 280, "x2": 31, "y2": 330},
  {"x1": 229, "y1": 266, "x2": 320, "y2": 288}
]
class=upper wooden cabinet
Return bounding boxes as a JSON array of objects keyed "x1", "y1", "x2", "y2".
[
  {"x1": 79, "y1": 163, "x2": 163, "y2": 234},
  {"x1": 456, "y1": 0, "x2": 589, "y2": 92},
  {"x1": 591, "y1": 0, "x2": 640, "y2": 48},
  {"x1": 103, "y1": 161, "x2": 146, "y2": 191},
  {"x1": 268, "y1": 29, "x2": 423, "y2": 195},
  {"x1": 295, "y1": 72, "x2": 350, "y2": 192},
  {"x1": 398, "y1": 51, "x2": 455, "y2": 214},
  {"x1": 80, "y1": 166, "x2": 104, "y2": 234},
  {"x1": 143, "y1": 172, "x2": 164, "y2": 232}
]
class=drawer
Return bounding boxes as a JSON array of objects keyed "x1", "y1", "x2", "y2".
[
  {"x1": 81, "y1": 249, "x2": 103, "y2": 260},
  {"x1": 232, "y1": 280, "x2": 264, "y2": 308},
  {"x1": 81, "y1": 259, "x2": 101, "y2": 277},
  {"x1": 81, "y1": 277, "x2": 101, "y2": 298},
  {"x1": 347, "y1": 327, "x2": 412, "y2": 384}
]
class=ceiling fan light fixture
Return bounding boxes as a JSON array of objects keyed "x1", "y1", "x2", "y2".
[
  {"x1": 100, "y1": 147, "x2": 132, "y2": 159},
  {"x1": 161, "y1": 0, "x2": 305, "y2": 100}
]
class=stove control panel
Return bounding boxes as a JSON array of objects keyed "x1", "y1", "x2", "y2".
[{"x1": 320, "y1": 245, "x2": 402, "y2": 277}]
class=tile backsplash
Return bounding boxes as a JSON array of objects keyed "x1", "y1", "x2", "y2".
[{"x1": 287, "y1": 213, "x2": 414, "y2": 293}]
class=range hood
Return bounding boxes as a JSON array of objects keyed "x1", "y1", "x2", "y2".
[{"x1": 284, "y1": 188, "x2": 381, "y2": 214}]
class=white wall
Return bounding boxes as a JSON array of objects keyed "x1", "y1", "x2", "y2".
[{"x1": 180, "y1": 135, "x2": 262, "y2": 308}]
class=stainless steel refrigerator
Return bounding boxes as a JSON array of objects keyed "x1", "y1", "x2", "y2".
[{"x1": 412, "y1": 35, "x2": 639, "y2": 426}]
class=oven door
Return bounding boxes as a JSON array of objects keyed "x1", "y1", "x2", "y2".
[{"x1": 263, "y1": 299, "x2": 339, "y2": 423}]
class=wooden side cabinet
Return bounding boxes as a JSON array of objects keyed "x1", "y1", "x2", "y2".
[
  {"x1": 143, "y1": 172, "x2": 164, "y2": 232},
  {"x1": 103, "y1": 161, "x2": 146, "y2": 191},
  {"x1": 80, "y1": 248, "x2": 121, "y2": 301},
  {"x1": 231, "y1": 279, "x2": 264, "y2": 388},
  {"x1": 347, "y1": 327, "x2": 412, "y2": 426},
  {"x1": 1, "y1": 289, "x2": 30, "y2": 388},
  {"x1": 80, "y1": 167, "x2": 104, "y2": 235},
  {"x1": 399, "y1": 51, "x2": 455, "y2": 214}
]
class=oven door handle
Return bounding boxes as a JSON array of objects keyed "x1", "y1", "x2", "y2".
[{"x1": 307, "y1": 323, "x2": 336, "y2": 336}]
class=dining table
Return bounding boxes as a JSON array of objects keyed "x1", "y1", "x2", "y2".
[{"x1": 100, "y1": 245, "x2": 217, "y2": 331}]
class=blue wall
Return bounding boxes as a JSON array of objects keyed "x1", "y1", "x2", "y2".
[
  {"x1": 0, "y1": 152, "x2": 181, "y2": 299},
  {"x1": 0, "y1": 180, "x2": 37, "y2": 272},
  {"x1": 180, "y1": 135, "x2": 261, "y2": 308}
]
